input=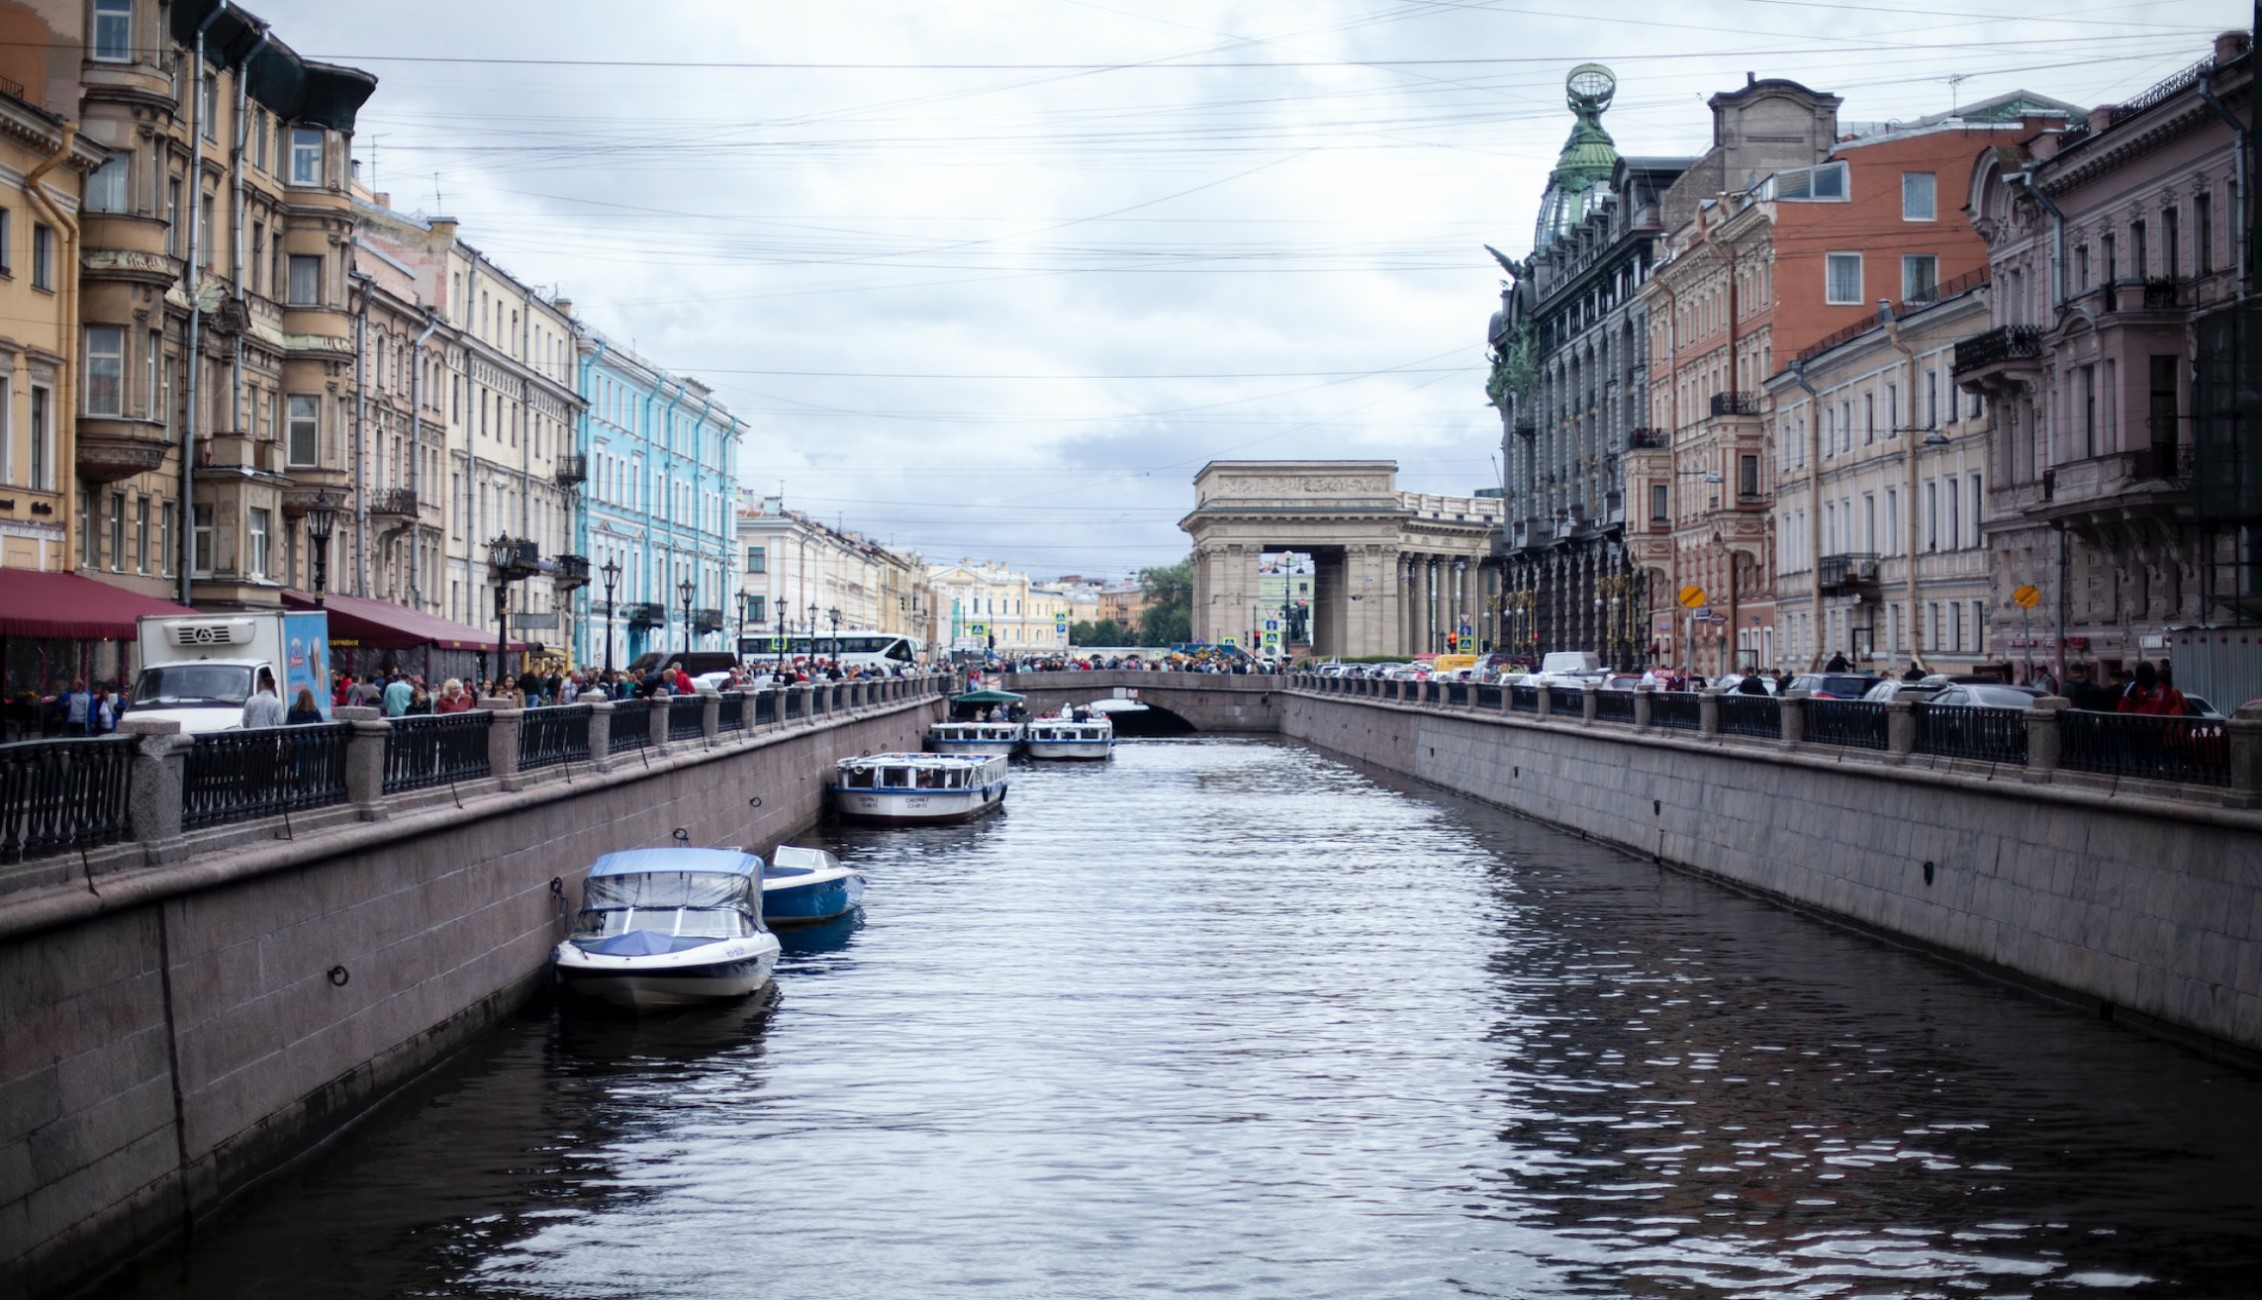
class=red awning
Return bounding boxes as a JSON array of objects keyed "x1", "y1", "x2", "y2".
[
  {"x1": 282, "y1": 591, "x2": 526, "y2": 652},
  {"x1": 0, "y1": 569, "x2": 199, "y2": 640}
]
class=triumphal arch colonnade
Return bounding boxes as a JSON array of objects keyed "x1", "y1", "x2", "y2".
[{"x1": 1179, "y1": 461, "x2": 1505, "y2": 660}]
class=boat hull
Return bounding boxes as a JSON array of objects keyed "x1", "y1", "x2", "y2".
[
  {"x1": 764, "y1": 872, "x2": 866, "y2": 924},
  {"x1": 1025, "y1": 739, "x2": 1113, "y2": 760},
  {"x1": 554, "y1": 939, "x2": 780, "y2": 1012},
  {"x1": 833, "y1": 785, "x2": 1007, "y2": 824}
]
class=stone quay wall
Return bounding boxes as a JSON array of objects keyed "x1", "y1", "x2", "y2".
[
  {"x1": 1279, "y1": 687, "x2": 2262, "y2": 1059},
  {"x1": 0, "y1": 688, "x2": 940, "y2": 1300}
]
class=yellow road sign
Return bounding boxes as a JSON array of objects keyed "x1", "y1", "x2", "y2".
[
  {"x1": 1677, "y1": 584, "x2": 1707, "y2": 610},
  {"x1": 2012, "y1": 584, "x2": 2041, "y2": 609}
]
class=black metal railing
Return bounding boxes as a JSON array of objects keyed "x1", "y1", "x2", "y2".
[
  {"x1": 383, "y1": 712, "x2": 493, "y2": 793},
  {"x1": 1443, "y1": 682, "x2": 1468, "y2": 707},
  {"x1": 368, "y1": 487, "x2": 418, "y2": 518},
  {"x1": 184, "y1": 725, "x2": 351, "y2": 829},
  {"x1": 754, "y1": 690, "x2": 780, "y2": 726},
  {"x1": 1510, "y1": 684, "x2": 1540, "y2": 713},
  {"x1": 783, "y1": 689, "x2": 805, "y2": 721},
  {"x1": 1818, "y1": 552, "x2": 1880, "y2": 591},
  {"x1": 1651, "y1": 691, "x2": 1702, "y2": 731},
  {"x1": 719, "y1": 692, "x2": 747, "y2": 732},
  {"x1": 1912, "y1": 703, "x2": 2028, "y2": 765},
  {"x1": 693, "y1": 608, "x2": 726, "y2": 632},
  {"x1": 1719, "y1": 694, "x2": 1781, "y2": 739},
  {"x1": 1626, "y1": 427, "x2": 1668, "y2": 450},
  {"x1": 1548, "y1": 686, "x2": 1586, "y2": 716},
  {"x1": 0, "y1": 736, "x2": 134, "y2": 861},
  {"x1": 555, "y1": 452, "x2": 587, "y2": 485},
  {"x1": 2060, "y1": 710, "x2": 2229, "y2": 786},
  {"x1": 668, "y1": 696, "x2": 705, "y2": 741},
  {"x1": 519, "y1": 704, "x2": 591, "y2": 770},
  {"x1": 623, "y1": 602, "x2": 665, "y2": 628},
  {"x1": 1474, "y1": 684, "x2": 1502, "y2": 709},
  {"x1": 1952, "y1": 325, "x2": 2043, "y2": 375},
  {"x1": 1709, "y1": 391, "x2": 1762, "y2": 417},
  {"x1": 553, "y1": 553, "x2": 590, "y2": 589},
  {"x1": 610, "y1": 699, "x2": 654, "y2": 753},
  {"x1": 1594, "y1": 690, "x2": 1636, "y2": 724},
  {"x1": 1806, "y1": 699, "x2": 1889, "y2": 750}
]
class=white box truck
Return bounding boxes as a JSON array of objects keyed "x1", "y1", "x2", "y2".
[{"x1": 126, "y1": 611, "x2": 332, "y2": 733}]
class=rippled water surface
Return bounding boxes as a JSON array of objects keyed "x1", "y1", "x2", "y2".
[{"x1": 114, "y1": 738, "x2": 2262, "y2": 1299}]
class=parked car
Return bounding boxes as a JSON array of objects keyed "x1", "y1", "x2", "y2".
[
  {"x1": 1602, "y1": 674, "x2": 1644, "y2": 692},
  {"x1": 1788, "y1": 673, "x2": 1875, "y2": 699},
  {"x1": 2184, "y1": 695, "x2": 2226, "y2": 719},
  {"x1": 1928, "y1": 683, "x2": 2050, "y2": 710},
  {"x1": 1713, "y1": 672, "x2": 1779, "y2": 695},
  {"x1": 1862, "y1": 678, "x2": 1943, "y2": 705}
]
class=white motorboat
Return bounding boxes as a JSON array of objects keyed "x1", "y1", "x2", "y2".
[
  {"x1": 834, "y1": 752, "x2": 1010, "y2": 824},
  {"x1": 554, "y1": 848, "x2": 782, "y2": 1012},
  {"x1": 763, "y1": 845, "x2": 866, "y2": 924},
  {"x1": 1025, "y1": 712, "x2": 1114, "y2": 760}
]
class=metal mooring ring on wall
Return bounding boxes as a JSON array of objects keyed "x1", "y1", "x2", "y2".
[
  {"x1": 673, "y1": 828, "x2": 691, "y2": 843},
  {"x1": 327, "y1": 965, "x2": 350, "y2": 988},
  {"x1": 748, "y1": 796, "x2": 763, "y2": 809}
]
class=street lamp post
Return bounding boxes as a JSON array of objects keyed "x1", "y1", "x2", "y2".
[
  {"x1": 678, "y1": 577, "x2": 696, "y2": 656},
  {"x1": 806, "y1": 603, "x2": 818, "y2": 666},
  {"x1": 305, "y1": 490, "x2": 337, "y2": 607},
  {"x1": 599, "y1": 556, "x2": 621, "y2": 677},
  {"x1": 487, "y1": 535, "x2": 517, "y2": 689},
  {"x1": 737, "y1": 592, "x2": 751, "y2": 667},
  {"x1": 828, "y1": 606, "x2": 841, "y2": 667}
]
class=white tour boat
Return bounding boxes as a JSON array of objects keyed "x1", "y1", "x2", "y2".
[
  {"x1": 834, "y1": 752, "x2": 1010, "y2": 824},
  {"x1": 929, "y1": 688, "x2": 1027, "y2": 755},
  {"x1": 1025, "y1": 711, "x2": 1114, "y2": 760},
  {"x1": 553, "y1": 848, "x2": 782, "y2": 1012}
]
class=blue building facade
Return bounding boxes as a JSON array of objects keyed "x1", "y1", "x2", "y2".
[{"x1": 571, "y1": 328, "x2": 744, "y2": 668}]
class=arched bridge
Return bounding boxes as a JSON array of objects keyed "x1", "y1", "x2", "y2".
[{"x1": 993, "y1": 671, "x2": 1283, "y2": 733}]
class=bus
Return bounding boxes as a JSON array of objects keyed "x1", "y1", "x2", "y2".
[{"x1": 738, "y1": 631, "x2": 925, "y2": 670}]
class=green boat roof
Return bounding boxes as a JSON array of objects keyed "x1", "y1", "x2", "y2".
[{"x1": 951, "y1": 689, "x2": 1026, "y2": 704}]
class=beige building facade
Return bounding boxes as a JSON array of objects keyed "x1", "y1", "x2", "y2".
[{"x1": 738, "y1": 494, "x2": 931, "y2": 652}]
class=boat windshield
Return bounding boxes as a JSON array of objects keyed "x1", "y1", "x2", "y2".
[
  {"x1": 842, "y1": 766, "x2": 876, "y2": 789},
  {"x1": 574, "y1": 906, "x2": 752, "y2": 940},
  {"x1": 883, "y1": 766, "x2": 912, "y2": 786}
]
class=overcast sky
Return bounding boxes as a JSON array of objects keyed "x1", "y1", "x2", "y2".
[{"x1": 258, "y1": 0, "x2": 2242, "y2": 580}]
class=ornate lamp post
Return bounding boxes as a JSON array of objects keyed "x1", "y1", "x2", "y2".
[
  {"x1": 828, "y1": 605, "x2": 841, "y2": 667},
  {"x1": 737, "y1": 591, "x2": 751, "y2": 666},
  {"x1": 305, "y1": 490, "x2": 337, "y2": 607},
  {"x1": 678, "y1": 577, "x2": 696, "y2": 655},
  {"x1": 599, "y1": 556, "x2": 621, "y2": 677},
  {"x1": 805, "y1": 602, "x2": 818, "y2": 664},
  {"x1": 487, "y1": 534, "x2": 517, "y2": 687}
]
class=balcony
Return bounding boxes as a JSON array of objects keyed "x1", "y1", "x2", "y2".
[
  {"x1": 2127, "y1": 442, "x2": 2194, "y2": 482},
  {"x1": 1510, "y1": 518, "x2": 1553, "y2": 552},
  {"x1": 553, "y1": 553, "x2": 591, "y2": 590},
  {"x1": 1709, "y1": 391, "x2": 1762, "y2": 418},
  {"x1": 73, "y1": 417, "x2": 172, "y2": 485},
  {"x1": 369, "y1": 488, "x2": 418, "y2": 520},
  {"x1": 623, "y1": 602, "x2": 666, "y2": 628},
  {"x1": 693, "y1": 608, "x2": 726, "y2": 632},
  {"x1": 555, "y1": 453, "x2": 587, "y2": 486},
  {"x1": 2143, "y1": 278, "x2": 2182, "y2": 310},
  {"x1": 1952, "y1": 325, "x2": 2043, "y2": 377},
  {"x1": 1626, "y1": 427, "x2": 1668, "y2": 451},
  {"x1": 1817, "y1": 552, "x2": 1881, "y2": 594}
]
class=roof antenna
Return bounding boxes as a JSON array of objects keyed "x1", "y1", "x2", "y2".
[
  {"x1": 431, "y1": 170, "x2": 443, "y2": 211},
  {"x1": 1945, "y1": 72, "x2": 1968, "y2": 114}
]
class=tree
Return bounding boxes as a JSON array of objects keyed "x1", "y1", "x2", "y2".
[
  {"x1": 1138, "y1": 557, "x2": 1193, "y2": 646},
  {"x1": 1070, "y1": 618, "x2": 1131, "y2": 646}
]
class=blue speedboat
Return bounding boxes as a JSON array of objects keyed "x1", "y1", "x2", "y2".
[
  {"x1": 762, "y1": 845, "x2": 865, "y2": 925},
  {"x1": 554, "y1": 848, "x2": 781, "y2": 1011}
]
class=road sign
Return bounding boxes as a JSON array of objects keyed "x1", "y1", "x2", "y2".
[
  {"x1": 770, "y1": 635, "x2": 787, "y2": 651},
  {"x1": 1055, "y1": 612, "x2": 1068, "y2": 626},
  {"x1": 1221, "y1": 636, "x2": 1238, "y2": 647},
  {"x1": 2012, "y1": 584, "x2": 2041, "y2": 609},
  {"x1": 1677, "y1": 584, "x2": 1707, "y2": 610},
  {"x1": 1264, "y1": 619, "x2": 1278, "y2": 631},
  {"x1": 967, "y1": 622, "x2": 988, "y2": 636}
]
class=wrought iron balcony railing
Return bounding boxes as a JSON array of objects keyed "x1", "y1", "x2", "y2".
[
  {"x1": 623, "y1": 602, "x2": 666, "y2": 627},
  {"x1": 1952, "y1": 325, "x2": 2043, "y2": 375},
  {"x1": 693, "y1": 608, "x2": 726, "y2": 632},
  {"x1": 1709, "y1": 391, "x2": 1761, "y2": 417},
  {"x1": 553, "y1": 553, "x2": 591, "y2": 589},
  {"x1": 555, "y1": 453, "x2": 587, "y2": 486},
  {"x1": 369, "y1": 488, "x2": 417, "y2": 518},
  {"x1": 1817, "y1": 552, "x2": 1881, "y2": 592}
]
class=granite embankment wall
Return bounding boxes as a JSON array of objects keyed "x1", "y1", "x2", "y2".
[
  {"x1": 1283, "y1": 690, "x2": 2262, "y2": 1057},
  {"x1": 0, "y1": 694, "x2": 936, "y2": 1300}
]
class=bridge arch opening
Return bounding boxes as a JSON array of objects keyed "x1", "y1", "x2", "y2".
[{"x1": 1110, "y1": 704, "x2": 1196, "y2": 737}]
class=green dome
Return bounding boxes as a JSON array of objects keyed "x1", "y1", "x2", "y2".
[{"x1": 1533, "y1": 64, "x2": 1621, "y2": 250}]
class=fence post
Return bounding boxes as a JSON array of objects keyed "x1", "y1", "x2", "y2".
[
  {"x1": 2227, "y1": 702, "x2": 2262, "y2": 808},
  {"x1": 701, "y1": 690, "x2": 722, "y2": 746},
  {"x1": 2025, "y1": 696, "x2": 2070, "y2": 780},
  {"x1": 1887, "y1": 697, "x2": 1918, "y2": 759},
  {"x1": 482, "y1": 700, "x2": 525, "y2": 791},
  {"x1": 1698, "y1": 687, "x2": 1722, "y2": 737},
  {"x1": 336, "y1": 705, "x2": 389, "y2": 820},
  {"x1": 1535, "y1": 684, "x2": 1553, "y2": 719},
  {"x1": 1500, "y1": 680, "x2": 1514, "y2": 715},
  {"x1": 587, "y1": 699, "x2": 615, "y2": 772},
  {"x1": 1634, "y1": 684, "x2": 1654, "y2": 732},
  {"x1": 1581, "y1": 682, "x2": 1599, "y2": 724},
  {"x1": 650, "y1": 695, "x2": 673, "y2": 751},
  {"x1": 119, "y1": 717, "x2": 188, "y2": 864},
  {"x1": 1778, "y1": 690, "x2": 1807, "y2": 748}
]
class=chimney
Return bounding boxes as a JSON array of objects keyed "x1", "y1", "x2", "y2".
[
  {"x1": 2216, "y1": 30, "x2": 2251, "y2": 62},
  {"x1": 429, "y1": 216, "x2": 460, "y2": 241},
  {"x1": 372, "y1": 192, "x2": 390, "y2": 209},
  {"x1": 553, "y1": 298, "x2": 573, "y2": 318},
  {"x1": 1746, "y1": 72, "x2": 1755, "y2": 87},
  {"x1": 1877, "y1": 298, "x2": 1894, "y2": 324},
  {"x1": 2087, "y1": 104, "x2": 2118, "y2": 134}
]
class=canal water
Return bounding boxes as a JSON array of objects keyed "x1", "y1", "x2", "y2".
[{"x1": 111, "y1": 738, "x2": 2262, "y2": 1299}]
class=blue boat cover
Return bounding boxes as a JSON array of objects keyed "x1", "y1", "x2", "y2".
[
  {"x1": 591, "y1": 848, "x2": 761, "y2": 878},
  {"x1": 595, "y1": 929, "x2": 714, "y2": 956}
]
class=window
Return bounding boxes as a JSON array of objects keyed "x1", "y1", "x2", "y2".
[
  {"x1": 108, "y1": 493, "x2": 125, "y2": 572},
  {"x1": 2196, "y1": 192, "x2": 2214, "y2": 275},
  {"x1": 2081, "y1": 364, "x2": 2097, "y2": 458},
  {"x1": 253, "y1": 108, "x2": 268, "y2": 170},
  {"x1": 247, "y1": 507, "x2": 270, "y2": 578},
  {"x1": 1650, "y1": 482, "x2": 1668, "y2": 525},
  {"x1": 1924, "y1": 480, "x2": 1939, "y2": 551},
  {"x1": 1739, "y1": 454, "x2": 1758, "y2": 498},
  {"x1": 1902, "y1": 172, "x2": 1936, "y2": 221},
  {"x1": 748, "y1": 595, "x2": 767, "y2": 624},
  {"x1": 745, "y1": 545, "x2": 767, "y2": 573},
  {"x1": 287, "y1": 394, "x2": 319, "y2": 466},
  {"x1": 165, "y1": 179, "x2": 180, "y2": 257},
  {"x1": 1770, "y1": 161, "x2": 1848, "y2": 201},
  {"x1": 0, "y1": 207, "x2": 10, "y2": 274},
  {"x1": 199, "y1": 193, "x2": 214, "y2": 267},
  {"x1": 1864, "y1": 391, "x2": 1875, "y2": 443},
  {"x1": 289, "y1": 128, "x2": 323, "y2": 186},
  {"x1": 1902, "y1": 254, "x2": 1937, "y2": 303},
  {"x1": 161, "y1": 502, "x2": 176, "y2": 575},
  {"x1": 1972, "y1": 600, "x2": 1986, "y2": 654},
  {"x1": 79, "y1": 492, "x2": 94, "y2": 567},
  {"x1": 1826, "y1": 253, "x2": 1862, "y2": 304},
  {"x1": 2132, "y1": 219, "x2": 2148, "y2": 279},
  {"x1": 31, "y1": 224, "x2": 52, "y2": 290},
  {"x1": 1946, "y1": 476, "x2": 1960, "y2": 548},
  {"x1": 29, "y1": 386, "x2": 48, "y2": 488},
  {"x1": 92, "y1": 0, "x2": 133, "y2": 61},
  {"x1": 2164, "y1": 204, "x2": 2180, "y2": 278},
  {"x1": 87, "y1": 155, "x2": 130, "y2": 213},
  {"x1": 135, "y1": 497, "x2": 149, "y2": 573},
  {"x1": 1885, "y1": 487, "x2": 1900, "y2": 555},
  {"x1": 286, "y1": 254, "x2": 321, "y2": 306},
  {"x1": 2075, "y1": 244, "x2": 2089, "y2": 293},
  {"x1": 1926, "y1": 370, "x2": 1939, "y2": 429},
  {"x1": 84, "y1": 326, "x2": 125, "y2": 415}
]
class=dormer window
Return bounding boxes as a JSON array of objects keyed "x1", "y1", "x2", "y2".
[{"x1": 1766, "y1": 162, "x2": 1849, "y2": 202}]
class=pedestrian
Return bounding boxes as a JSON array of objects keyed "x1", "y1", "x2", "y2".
[
  {"x1": 286, "y1": 687, "x2": 324, "y2": 725},
  {"x1": 2118, "y1": 662, "x2": 2171, "y2": 715},
  {"x1": 1735, "y1": 672, "x2": 1768, "y2": 696},
  {"x1": 381, "y1": 670, "x2": 413, "y2": 718},
  {"x1": 1825, "y1": 651, "x2": 1850, "y2": 673},
  {"x1": 91, "y1": 686, "x2": 117, "y2": 733},
  {"x1": 1902, "y1": 662, "x2": 1925, "y2": 683},
  {"x1": 241, "y1": 668, "x2": 286, "y2": 729},
  {"x1": 435, "y1": 678, "x2": 473, "y2": 714},
  {"x1": 2157, "y1": 664, "x2": 2188, "y2": 716}
]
